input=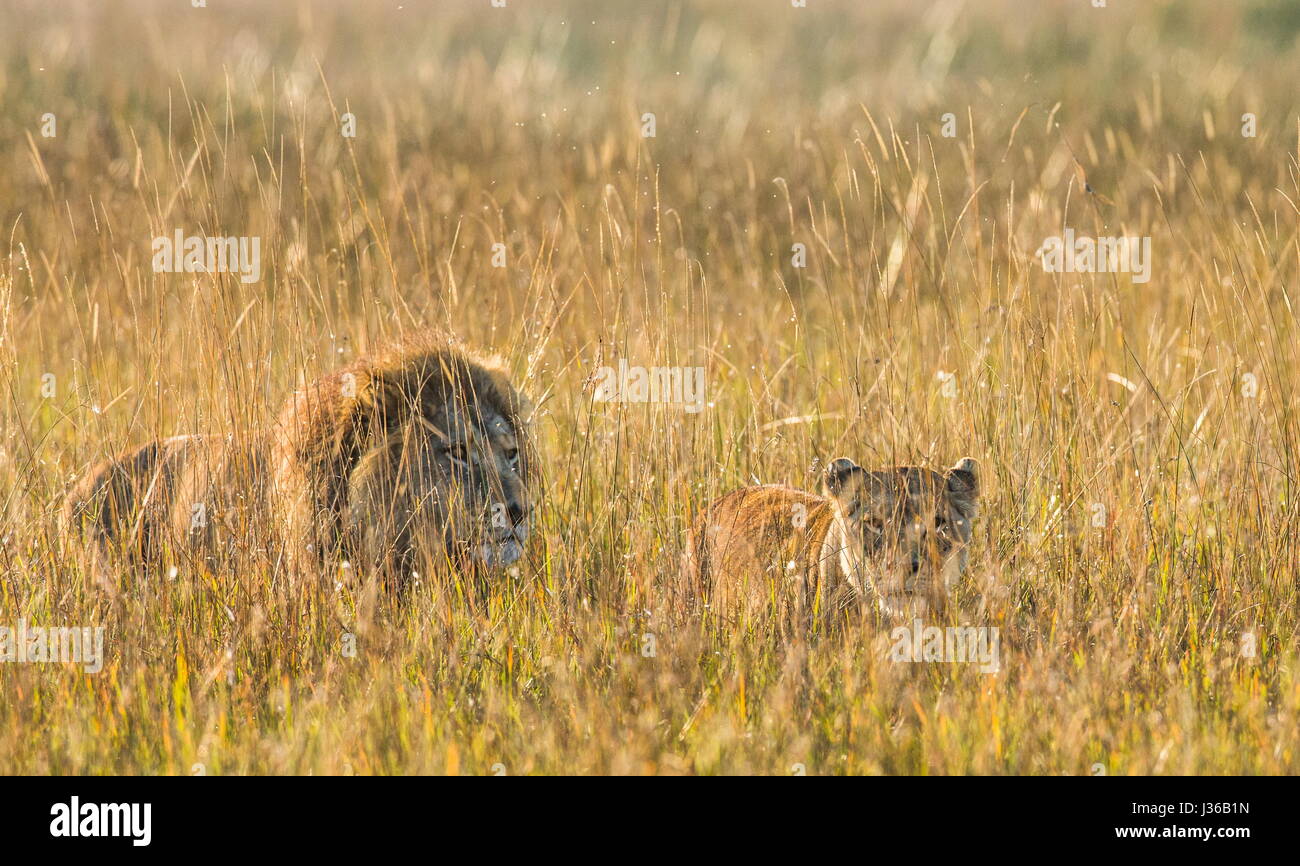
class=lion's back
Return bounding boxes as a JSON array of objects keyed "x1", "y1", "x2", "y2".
[{"x1": 63, "y1": 434, "x2": 204, "y2": 567}]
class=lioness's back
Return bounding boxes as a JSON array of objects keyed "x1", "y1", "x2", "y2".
[{"x1": 686, "y1": 484, "x2": 835, "y2": 621}]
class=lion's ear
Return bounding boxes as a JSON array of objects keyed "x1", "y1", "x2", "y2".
[
  {"x1": 270, "y1": 364, "x2": 387, "y2": 571},
  {"x1": 354, "y1": 367, "x2": 420, "y2": 435},
  {"x1": 271, "y1": 363, "x2": 405, "y2": 504}
]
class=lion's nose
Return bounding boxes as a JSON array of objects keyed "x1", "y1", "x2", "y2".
[
  {"x1": 910, "y1": 554, "x2": 921, "y2": 574},
  {"x1": 507, "y1": 501, "x2": 530, "y2": 525}
]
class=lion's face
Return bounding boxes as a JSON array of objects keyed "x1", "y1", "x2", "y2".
[
  {"x1": 346, "y1": 400, "x2": 534, "y2": 574},
  {"x1": 822, "y1": 457, "x2": 979, "y2": 618}
]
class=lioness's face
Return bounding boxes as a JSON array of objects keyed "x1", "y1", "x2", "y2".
[
  {"x1": 347, "y1": 401, "x2": 534, "y2": 574},
  {"x1": 822, "y1": 457, "x2": 979, "y2": 618}
]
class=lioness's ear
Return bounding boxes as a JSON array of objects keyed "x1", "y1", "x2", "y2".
[
  {"x1": 822, "y1": 457, "x2": 861, "y2": 497},
  {"x1": 824, "y1": 459, "x2": 896, "y2": 516},
  {"x1": 945, "y1": 456, "x2": 980, "y2": 500}
]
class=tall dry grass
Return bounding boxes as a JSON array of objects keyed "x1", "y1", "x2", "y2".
[{"x1": 0, "y1": 0, "x2": 1298, "y2": 774}]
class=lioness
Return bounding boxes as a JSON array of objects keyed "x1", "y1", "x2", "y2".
[
  {"x1": 63, "y1": 335, "x2": 537, "y2": 585},
  {"x1": 685, "y1": 457, "x2": 979, "y2": 623}
]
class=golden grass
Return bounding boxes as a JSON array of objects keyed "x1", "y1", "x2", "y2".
[{"x1": 1, "y1": 0, "x2": 1298, "y2": 774}]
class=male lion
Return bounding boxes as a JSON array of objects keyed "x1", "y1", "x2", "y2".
[
  {"x1": 63, "y1": 335, "x2": 537, "y2": 585},
  {"x1": 685, "y1": 457, "x2": 979, "y2": 624}
]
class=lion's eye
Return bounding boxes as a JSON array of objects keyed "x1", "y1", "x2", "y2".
[
  {"x1": 443, "y1": 443, "x2": 472, "y2": 463},
  {"x1": 505, "y1": 448, "x2": 520, "y2": 469}
]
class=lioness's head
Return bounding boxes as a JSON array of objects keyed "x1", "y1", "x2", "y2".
[
  {"x1": 273, "y1": 335, "x2": 538, "y2": 581},
  {"x1": 822, "y1": 457, "x2": 979, "y2": 618}
]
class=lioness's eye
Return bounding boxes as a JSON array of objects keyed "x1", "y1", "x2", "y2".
[{"x1": 505, "y1": 448, "x2": 520, "y2": 468}]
